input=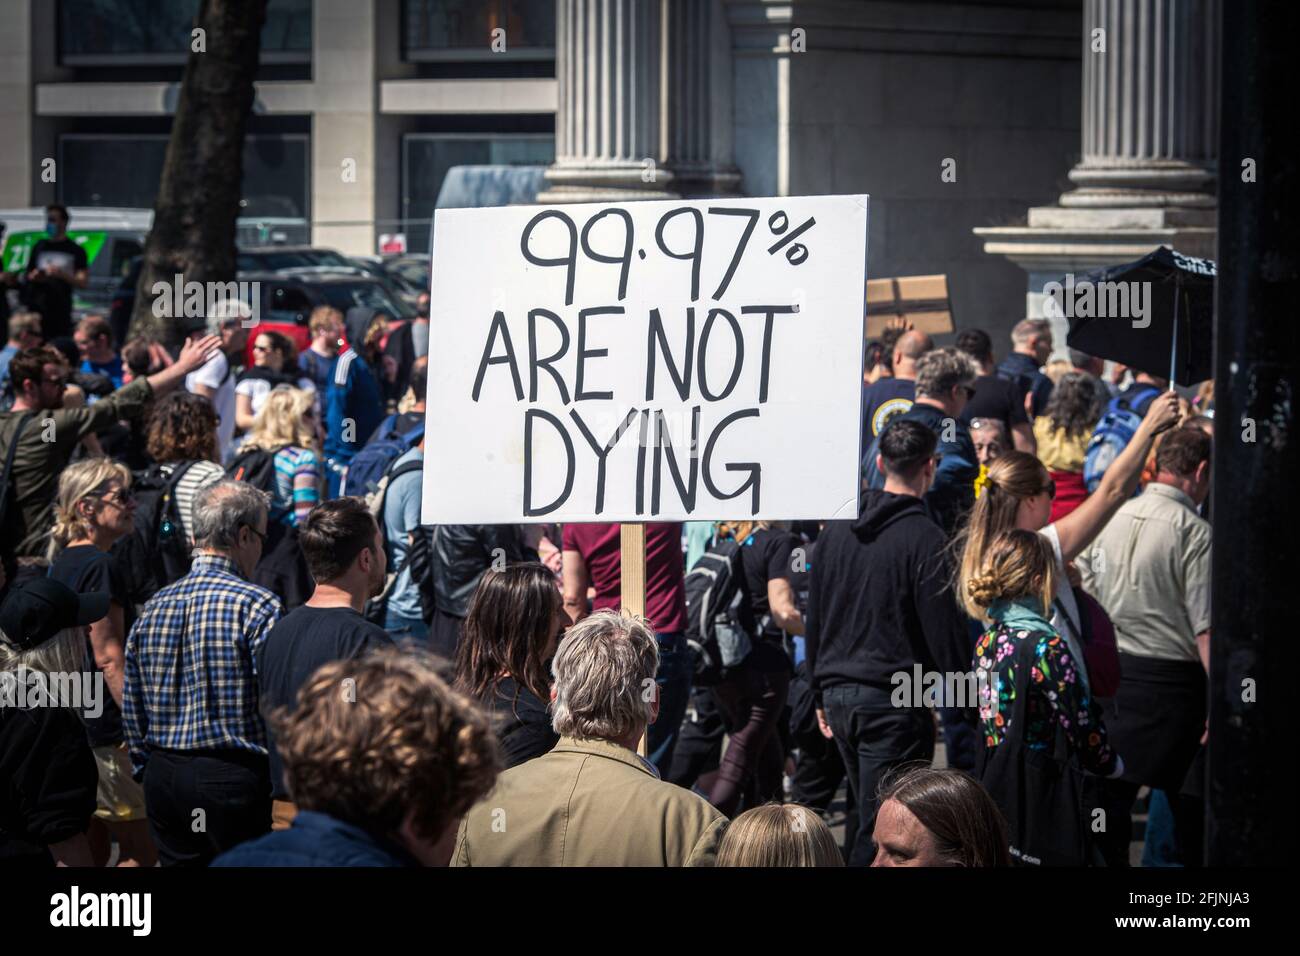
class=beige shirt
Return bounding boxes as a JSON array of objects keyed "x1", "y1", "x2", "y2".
[
  {"x1": 1077, "y1": 482, "x2": 1211, "y2": 662},
  {"x1": 453, "y1": 736, "x2": 727, "y2": 867}
]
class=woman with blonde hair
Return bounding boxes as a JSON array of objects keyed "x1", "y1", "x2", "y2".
[
  {"x1": 47, "y1": 457, "x2": 158, "y2": 866},
  {"x1": 969, "y1": 529, "x2": 1119, "y2": 865},
  {"x1": 716, "y1": 803, "x2": 843, "y2": 867},
  {"x1": 233, "y1": 385, "x2": 321, "y2": 528},
  {"x1": 956, "y1": 390, "x2": 1181, "y2": 693}
]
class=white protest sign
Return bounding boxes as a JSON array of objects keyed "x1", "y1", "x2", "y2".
[{"x1": 422, "y1": 194, "x2": 869, "y2": 524}]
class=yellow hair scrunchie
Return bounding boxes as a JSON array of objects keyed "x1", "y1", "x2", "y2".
[{"x1": 974, "y1": 465, "x2": 991, "y2": 500}]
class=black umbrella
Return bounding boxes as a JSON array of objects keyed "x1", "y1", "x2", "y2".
[{"x1": 1058, "y1": 246, "x2": 1215, "y2": 387}]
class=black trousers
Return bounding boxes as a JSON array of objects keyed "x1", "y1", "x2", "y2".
[
  {"x1": 667, "y1": 687, "x2": 725, "y2": 791},
  {"x1": 824, "y1": 683, "x2": 934, "y2": 867},
  {"x1": 429, "y1": 608, "x2": 463, "y2": 663},
  {"x1": 142, "y1": 748, "x2": 272, "y2": 867}
]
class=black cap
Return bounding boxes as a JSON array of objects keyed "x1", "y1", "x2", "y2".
[{"x1": 0, "y1": 578, "x2": 109, "y2": 652}]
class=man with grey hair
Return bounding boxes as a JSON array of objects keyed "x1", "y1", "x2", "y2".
[
  {"x1": 862, "y1": 348, "x2": 980, "y2": 537},
  {"x1": 123, "y1": 479, "x2": 282, "y2": 866},
  {"x1": 453, "y1": 609, "x2": 726, "y2": 866},
  {"x1": 997, "y1": 317, "x2": 1055, "y2": 419},
  {"x1": 185, "y1": 299, "x2": 252, "y2": 460}
]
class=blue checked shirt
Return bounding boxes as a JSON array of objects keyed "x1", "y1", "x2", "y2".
[{"x1": 123, "y1": 554, "x2": 283, "y2": 777}]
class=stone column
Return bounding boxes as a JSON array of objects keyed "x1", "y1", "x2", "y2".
[
  {"x1": 1064, "y1": 0, "x2": 1219, "y2": 208},
  {"x1": 975, "y1": 0, "x2": 1220, "y2": 349},
  {"x1": 662, "y1": 0, "x2": 741, "y2": 196},
  {"x1": 538, "y1": 0, "x2": 677, "y2": 203}
]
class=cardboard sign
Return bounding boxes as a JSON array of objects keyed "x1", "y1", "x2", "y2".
[
  {"x1": 865, "y1": 273, "x2": 954, "y2": 337},
  {"x1": 422, "y1": 194, "x2": 870, "y2": 523}
]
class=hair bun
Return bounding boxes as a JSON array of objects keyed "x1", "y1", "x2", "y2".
[{"x1": 966, "y1": 573, "x2": 1004, "y2": 609}]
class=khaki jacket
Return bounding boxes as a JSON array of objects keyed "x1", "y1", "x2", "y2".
[{"x1": 453, "y1": 736, "x2": 726, "y2": 867}]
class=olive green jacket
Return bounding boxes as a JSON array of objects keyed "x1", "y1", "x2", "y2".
[
  {"x1": 453, "y1": 736, "x2": 727, "y2": 867},
  {"x1": 0, "y1": 376, "x2": 152, "y2": 560}
]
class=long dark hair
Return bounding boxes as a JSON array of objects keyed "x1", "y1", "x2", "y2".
[
  {"x1": 455, "y1": 563, "x2": 562, "y2": 707},
  {"x1": 878, "y1": 766, "x2": 1011, "y2": 866}
]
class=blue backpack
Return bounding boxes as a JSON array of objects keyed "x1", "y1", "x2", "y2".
[
  {"x1": 342, "y1": 413, "x2": 425, "y2": 503},
  {"x1": 1082, "y1": 386, "x2": 1160, "y2": 493}
]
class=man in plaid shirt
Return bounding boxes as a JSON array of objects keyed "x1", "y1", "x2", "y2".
[{"x1": 123, "y1": 480, "x2": 282, "y2": 867}]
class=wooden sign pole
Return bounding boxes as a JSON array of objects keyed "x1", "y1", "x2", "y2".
[{"x1": 619, "y1": 522, "x2": 649, "y2": 756}]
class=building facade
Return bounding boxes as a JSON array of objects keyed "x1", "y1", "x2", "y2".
[{"x1": 0, "y1": 0, "x2": 1219, "y2": 344}]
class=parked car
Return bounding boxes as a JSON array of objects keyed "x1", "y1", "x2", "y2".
[
  {"x1": 235, "y1": 245, "x2": 355, "y2": 272},
  {"x1": 348, "y1": 255, "x2": 425, "y2": 306},
  {"x1": 235, "y1": 270, "x2": 416, "y2": 364},
  {"x1": 381, "y1": 254, "x2": 430, "y2": 299}
]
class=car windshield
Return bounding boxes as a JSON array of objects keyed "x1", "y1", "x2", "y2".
[
  {"x1": 388, "y1": 259, "x2": 430, "y2": 289},
  {"x1": 316, "y1": 281, "x2": 414, "y2": 319}
]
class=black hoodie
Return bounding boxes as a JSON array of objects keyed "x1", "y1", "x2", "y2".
[{"x1": 805, "y1": 489, "x2": 971, "y2": 704}]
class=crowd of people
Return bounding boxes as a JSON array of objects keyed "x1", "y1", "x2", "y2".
[{"x1": 0, "y1": 256, "x2": 1215, "y2": 867}]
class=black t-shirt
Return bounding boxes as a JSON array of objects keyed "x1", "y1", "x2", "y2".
[
  {"x1": 0, "y1": 705, "x2": 97, "y2": 864},
  {"x1": 961, "y1": 374, "x2": 1030, "y2": 431},
  {"x1": 861, "y1": 378, "x2": 915, "y2": 446},
  {"x1": 21, "y1": 238, "x2": 88, "y2": 340},
  {"x1": 739, "y1": 528, "x2": 799, "y2": 642},
  {"x1": 48, "y1": 545, "x2": 134, "y2": 748},
  {"x1": 256, "y1": 606, "x2": 395, "y2": 798},
  {"x1": 481, "y1": 675, "x2": 559, "y2": 769}
]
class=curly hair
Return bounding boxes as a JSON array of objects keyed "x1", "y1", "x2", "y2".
[
  {"x1": 272, "y1": 647, "x2": 500, "y2": 845},
  {"x1": 1043, "y1": 371, "x2": 1104, "y2": 438},
  {"x1": 145, "y1": 391, "x2": 220, "y2": 464}
]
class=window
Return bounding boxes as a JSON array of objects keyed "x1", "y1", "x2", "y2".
[
  {"x1": 109, "y1": 238, "x2": 143, "y2": 278},
  {"x1": 403, "y1": 0, "x2": 555, "y2": 61},
  {"x1": 58, "y1": 133, "x2": 310, "y2": 220},
  {"x1": 266, "y1": 285, "x2": 314, "y2": 326},
  {"x1": 59, "y1": 0, "x2": 311, "y2": 65},
  {"x1": 316, "y1": 282, "x2": 414, "y2": 320},
  {"x1": 402, "y1": 133, "x2": 554, "y2": 253}
]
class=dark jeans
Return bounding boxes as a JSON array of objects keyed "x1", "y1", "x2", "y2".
[
  {"x1": 667, "y1": 687, "x2": 725, "y2": 793},
  {"x1": 646, "y1": 631, "x2": 691, "y2": 778},
  {"x1": 709, "y1": 654, "x2": 791, "y2": 818},
  {"x1": 824, "y1": 683, "x2": 934, "y2": 867},
  {"x1": 142, "y1": 748, "x2": 272, "y2": 868},
  {"x1": 428, "y1": 608, "x2": 463, "y2": 663}
]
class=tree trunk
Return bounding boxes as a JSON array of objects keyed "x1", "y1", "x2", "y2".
[{"x1": 130, "y1": 0, "x2": 267, "y2": 348}]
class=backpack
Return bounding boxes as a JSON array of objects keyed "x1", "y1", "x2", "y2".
[
  {"x1": 227, "y1": 445, "x2": 288, "y2": 521},
  {"x1": 360, "y1": 454, "x2": 427, "y2": 626},
  {"x1": 1082, "y1": 386, "x2": 1160, "y2": 493},
  {"x1": 683, "y1": 538, "x2": 754, "y2": 686},
  {"x1": 110, "y1": 461, "x2": 196, "y2": 607},
  {"x1": 343, "y1": 414, "x2": 425, "y2": 512},
  {"x1": 404, "y1": 524, "x2": 438, "y2": 625}
]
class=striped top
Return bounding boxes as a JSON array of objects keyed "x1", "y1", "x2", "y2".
[
  {"x1": 173, "y1": 460, "x2": 226, "y2": 545},
  {"x1": 272, "y1": 445, "x2": 321, "y2": 526}
]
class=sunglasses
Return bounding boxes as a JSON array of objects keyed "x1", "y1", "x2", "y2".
[
  {"x1": 957, "y1": 384, "x2": 977, "y2": 400},
  {"x1": 92, "y1": 489, "x2": 136, "y2": 507},
  {"x1": 1042, "y1": 479, "x2": 1057, "y2": 500}
]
